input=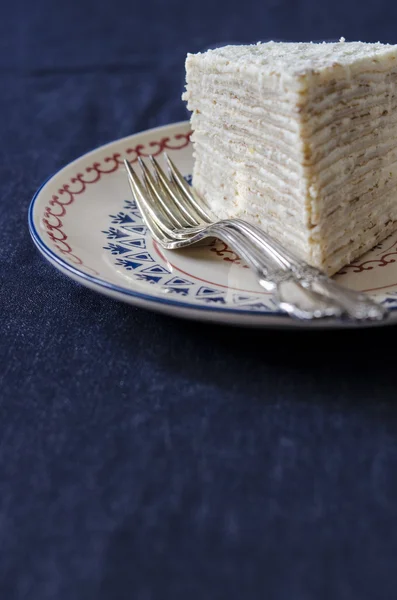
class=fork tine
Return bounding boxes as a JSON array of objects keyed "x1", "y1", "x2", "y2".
[
  {"x1": 137, "y1": 157, "x2": 187, "y2": 229},
  {"x1": 149, "y1": 154, "x2": 196, "y2": 228},
  {"x1": 149, "y1": 155, "x2": 199, "y2": 227},
  {"x1": 123, "y1": 159, "x2": 174, "y2": 243},
  {"x1": 164, "y1": 153, "x2": 213, "y2": 223},
  {"x1": 149, "y1": 156, "x2": 194, "y2": 227}
]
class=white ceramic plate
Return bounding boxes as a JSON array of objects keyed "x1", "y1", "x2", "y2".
[{"x1": 29, "y1": 121, "x2": 397, "y2": 328}]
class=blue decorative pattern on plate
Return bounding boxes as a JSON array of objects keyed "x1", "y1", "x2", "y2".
[
  {"x1": 102, "y1": 197, "x2": 276, "y2": 311},
  {"x1": 28, "y1": 121, "x2": 397, "y2": 328}
]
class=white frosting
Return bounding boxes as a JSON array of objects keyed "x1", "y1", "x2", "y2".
[{"x1": 187, "y1": 41, "x2": 397, "y2": 79}]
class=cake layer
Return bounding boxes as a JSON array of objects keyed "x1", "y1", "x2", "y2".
[
  {"x1": 190, "y1": 107, "x2": 397, "y2": 186},
  {"x1": 187, "y1": 75, "x2": 397, "y2": 172},
  {"x1": 190, "y1": 117, "x2": 397, "y2": 212}
]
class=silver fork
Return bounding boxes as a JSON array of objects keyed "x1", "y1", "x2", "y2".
[{"x1": 123, "y1": 156, "x2": 387, "y2": 322}]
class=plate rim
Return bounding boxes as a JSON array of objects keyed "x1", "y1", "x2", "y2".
[{"x1": 28, "y1": 120, "x2": 397, "y2": 328}]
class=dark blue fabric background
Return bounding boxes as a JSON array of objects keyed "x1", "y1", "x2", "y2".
[{"x1": 2, "y1": 0, "x2": 397, "y2": 598}]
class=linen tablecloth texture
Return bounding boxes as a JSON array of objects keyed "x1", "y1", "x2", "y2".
[{"x1": 2, "y1": 0, "x2": 397, "y2": 598}]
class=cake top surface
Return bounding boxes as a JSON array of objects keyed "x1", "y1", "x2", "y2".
[{"x1": 190, "y1": 40, "x2": 397, "y2": 76}]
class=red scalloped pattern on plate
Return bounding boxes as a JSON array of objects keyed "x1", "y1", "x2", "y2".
[
  {"x1": 209, "y1": 240, "x2": 249, "y2": 268},
  {"x1": 338, "y1": 241, "x2": 397, "y2": 274},
  {"x1": 42, "y1": 132, "x2": 192, "y2": 274}
]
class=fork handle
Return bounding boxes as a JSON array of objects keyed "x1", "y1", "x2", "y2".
[
  {"x1": 207, "y1": 224, "x2": 343, "y2": 320},
  {"x1": 173, "y1": 219, "x2": 386, "y2": 320},
  {"x1": 224, "y1": 219, "x2": 387, "y2": 321}
]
